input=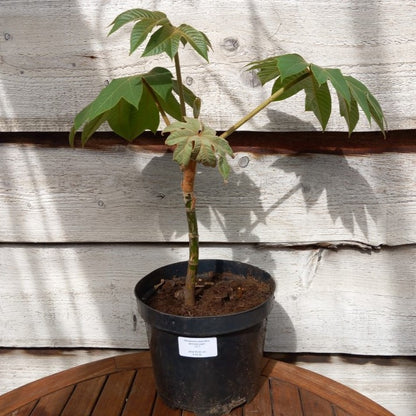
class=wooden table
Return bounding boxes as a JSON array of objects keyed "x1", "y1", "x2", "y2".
[{"x1": 0, "y1": 351, "x2": 394, "y2": 416}]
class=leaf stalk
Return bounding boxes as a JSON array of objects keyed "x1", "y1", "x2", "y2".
[
  {"x1": 174, "y1": 53, "x2": 187, "y2": 120},
  {"x1": 220, "y1": 71, "x2": 312, "y2": 139}
]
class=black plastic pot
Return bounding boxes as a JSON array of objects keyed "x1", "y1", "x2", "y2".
[{"x1": 135, "y1": 259, "x2": 275, "y2": 416}]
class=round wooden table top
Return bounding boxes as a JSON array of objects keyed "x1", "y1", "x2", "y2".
[{"x1": 0, "y1": 351, "x2": 394, "y2": 416}]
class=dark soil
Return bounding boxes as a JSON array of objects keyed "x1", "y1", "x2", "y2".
[{"x1": 147, "y1": 272, "x2": 273, "y2": 317}]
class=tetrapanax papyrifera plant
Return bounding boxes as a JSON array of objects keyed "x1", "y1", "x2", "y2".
[{"x1": 70, "y1": 9, "x2": 386, "y2": 307}]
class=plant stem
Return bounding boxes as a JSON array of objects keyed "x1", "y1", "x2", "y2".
[
  {"x1": 182, "y1": 160, "x2": 198, "y2": 307},
  {"x1": 174, "y1": 53, "x2": 187, "y2": 120},
  {"x1": 175, "y1": 52, "x2": 197, "y2": 306},
  {"x1": 220, "y1": 72, "x2": 311, "y2": 140}
]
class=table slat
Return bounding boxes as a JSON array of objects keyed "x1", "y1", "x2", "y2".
[
  {"x1": 270, "y1": 378, "x2": 303, "y2": 416},
  {"x1": 335, "y1": 408, "x2": 353, "y2": 416},
  {"x1": 300, "y1": 389, "x2": 335, "y2": 416},
  {"x1": 91, "y1": 370, "x2": 135, "y2": 416},
  {"x1": 61, "y1": 375, "x2": 106, "y2": 416},
  {"x1": 30, "y1": 386, "x2": 73, "y2": 416},
  {"x1": 152, "y1": 396, "x2": 181, "y2": 416},
  {"x1": 242, "y1": 376, "x2": 272, "y2": 415},
  {"x1": 0, "y1": 352, "x2": 394, "y2": 416},
  {"x1": 121, "y1": 368, "x2": 156, "y2": 416},
  {"x1": 5, "y1": 400, "x2": 37, "y2": 416}
]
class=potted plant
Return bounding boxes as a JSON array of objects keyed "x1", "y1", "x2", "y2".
[{"x1": 69, "y1": 8, "x2": 386, "y2": 416}]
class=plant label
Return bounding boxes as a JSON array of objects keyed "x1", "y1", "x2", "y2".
[{"x1": 178, "y1": 336, "x2": 218, "y2": 358}]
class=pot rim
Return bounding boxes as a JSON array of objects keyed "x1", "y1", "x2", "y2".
[{"x1": 135, "y1": 259, "x2": 276, "y2": 336}]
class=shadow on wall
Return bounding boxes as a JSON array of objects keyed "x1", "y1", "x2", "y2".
[
  {"x1": 272, "y1": 152, "x2": 381, "y2": 241},
  {"x1": 350, "y1": 4, "x2": 415, "y2": 411},
  {"x1": 0, "y1": 0, "x2": 133, "y2": 350}
]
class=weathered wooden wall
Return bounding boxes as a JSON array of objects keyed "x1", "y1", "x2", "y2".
[
  {"x1": 0, "y1": 0, "x2": 415, "y2": 132},
  {"x1": 0, "y1": 1, "x2": 415, "y2": 414},
  {"x1": 0, "y1": 139, "x2": 415, "y2": 355}
]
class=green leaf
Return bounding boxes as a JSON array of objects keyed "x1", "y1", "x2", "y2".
[
  {"x1": 73, "y1": 77, "x2": 144, "y2": 132},
  {"x1": 109, "y1": 9, "x2": 167, "y2": 35},
  {"x1": 158, "y1": 92, "x2": 182, "y2": 121},
  {"x1": 143, "y1": 24, "x2": 211, "y2": 60},
  {"x1": 177, "y1": 24, "x2": 212, "y2": 61},
  {"x1": 81, "y1": 111, "x2": 111, "y2": 146},
  {"x1": 247, "y1": 53, "x2": 386, "y2": 136},
  {"x1": 143, "y1": 67, "x2": 176, "y2": 101},
  {"x1": 344, "y1": 76, "x2": 372, "y2": 122},
  {"x1": 246, "y1": 57, "x2": 281, "y2": 85},
  {"x1": 276, "y1": 54, "x2": 309, "y2": 81},
  {"x1": 338, "y1": 94, "x2": 359, "y2": 137},
  {"x1": 70, "y1": 67, "x2": 180, "y2": 144},
  {"x1": 109, "y1": 8, "x2": 211, "y2": 61},
  {"x1": 311, "y1": 64, "x2": 351, "y2": 104},
  {"x1": 107, "y1": 94, "x2": 158, "y2": 141},
  {"x1": 304, "y1": 78, "x2": 332, "y2": 130},
  {"x1": 367, "y1": 90, "x2": 387, "y2": 134},
  {"x1": 143, "y1": 25, "x2": 181, "y2": 58},
  {"x1": 272, "y1": 71, "x2": 311, "y2": 101},
  {"x1": 218, "y1": 156, "x2": 231, "y2": 181},
  {"x1": 130, "y1": 17, "x2": 169, "y2": 54},
  {"x1": 345, "y1": 76, "x2": 387, "y2": 136},
  {"x1": 164, "y1": 117, "x2": 234, "y2": 180}
]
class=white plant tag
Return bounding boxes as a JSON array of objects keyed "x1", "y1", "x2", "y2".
[{"x1": 178, "y1": 337, "x2": 218, "y2": 358}]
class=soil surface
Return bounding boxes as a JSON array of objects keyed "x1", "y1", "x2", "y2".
[{"x1": 147, "y1": 273, "x2": 273, "y2": 317}]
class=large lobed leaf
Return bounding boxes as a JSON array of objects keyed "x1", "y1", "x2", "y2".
[
  {"x1": 164, "y1": 117, "x2": 234, "y2": 180},
  {"x1": 70, "y1": 67, "x2": 181, "y2": 145},
  {"x1": 248, "y1": 54, "x2": 386, "y2": 136},
  {"x1": 109, "y1": 8, "x2": 211, "y2": 61}
]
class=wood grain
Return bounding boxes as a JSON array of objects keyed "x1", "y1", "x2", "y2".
[
  {"x1": 1, "y1": 350, "x2": 412, "y2": 416},
  {"x1": 0, "y1": 244, "x2": 414, "y2": 355},
  {"x1": 265, "y1": 360, "x2": 393, "y2": 416},
  {"x1": 299, "y1": 390, "x2": 334, "y2": 416},
  {"x1": 61, "y1": 376, "x2": 106, "y2": 416},
  {"x1": 0, "y1": 1, "x2": 414, "y2": 132},
  {"x1": 0, "y1": 351, "x2": 395, "y2": 416},
  {"x1": 121, "y1": 368, "x2": 156, "y2": 416},
  {"x1": 242, "y1": 376, "x2": 272, "y2": 415},
  {"x1": 1, "y1": 143, "x2": 415, "y2": 246},
  {"x1": 91, "y1": 370, "x2": 135, "y2": 416},
  {"x1": 29, "y1": 385, "x2": 73, "y2": 416},
  {"x1": 270, "y1": 379, "x2": 303, "y2": 416}
]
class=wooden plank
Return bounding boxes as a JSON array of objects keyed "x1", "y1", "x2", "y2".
[
  {"x1": 270, "y1": 379, "x2": 303, "y2": 416},
  {"x1": 61, "y1": 376, "x2": 106, "y2": 416},
  {"x1": 299, "y1": 389, "x2": 334, "y2": 416},
  {"x1": 0, "y1": 244, "x2": 414, "y2": 355},
  {"x1": 0, "y1": 1, "x2": 414, "y2": 132},
  {"x1": 335, "y1": 409, "x2": 352, "y2": 416},
  {"x1": 0, "y1": 355, "x2": 119, "y2": 415},
  {"x1": 5, "y1": 401, "x2": 37, "y2": 416},
  {"x1": 0, "y1": 351, "x2": 401, "y2": 416},
  {"x1": 265, "y1": 361, "x2": 394, "y2": 416},
  {"x1": 229, "y1": 406, "x2": 243, "y2": 415},
  {"x1": 0, "y1": 350, "x2": 412, "y2": 416},
  {"x1": 1, "y1": 144, "x2": 416, "y2": 246},
  {"x1": 121, "y1": 368, "x2": 156, "y2": 416},
  {"x1": 30, "y1": 385, "x2": 74, "y2": 416},
  {"x1": 241, "y1": 376, "x2": 272, "y2": 415},
  {"x1": 284, "y1": 354, "x2": 416, "y2": 416},
  {"x1": 0, "y1": 349, "x2": 133, "y2": 398},
  {"x1": 91, "y1": 370, "x2": 135, "y2": 416},
  {"x1": 151, "y1": 396, "x2": 181, "y2": 416}
]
